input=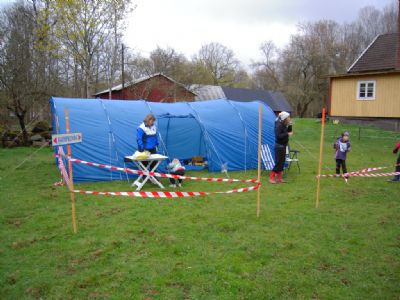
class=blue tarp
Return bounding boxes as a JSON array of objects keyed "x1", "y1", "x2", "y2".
[{"x1": 51, "y1": 97, "x2": 276, "y2": 182}]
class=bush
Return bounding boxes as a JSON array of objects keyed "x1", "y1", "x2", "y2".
[
  {"x1": 40, "y1": 131, "x2": 52, "y2": 140},
  {"x1": 1, "y1": 130, "x2": 21, "y2": 148},
  {"x1": 32, "y1": 121, "x2": 50, "y2": 133}
]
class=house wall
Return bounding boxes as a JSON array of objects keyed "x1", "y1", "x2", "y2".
[
  {"x1": 330, "y1": 73, "x2": 400, "y2": 118},
  {"x1": 98, "y1": 75, "x2": 195, "y2": 102}
]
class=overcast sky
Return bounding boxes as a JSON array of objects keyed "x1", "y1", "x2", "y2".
[
  {"x1": 125, "y1": 0, "x2": 394, "y2": 65},
  {"x1": 0, "y1": 0, "x2": 395, "y2": 66}
]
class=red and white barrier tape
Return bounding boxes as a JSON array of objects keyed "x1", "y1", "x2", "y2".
[
  {"x1": 318, "y1": 164, "x2": 400, "y2": 178},
  {"x1": 342, "y1": 172, "x2": 400, "y2": 178},
  {"x1": 74, "y1": 183, "x2": 260, "y2": 198},
  {"x1": 55, "y1": 154, "x2": 257, "y2": 183},
  {"x1": 56, "y1": 147, "x2": 71, "y2": 187},
  {"x1": 55, "y1": 153, "x2": 260, "y2": 198}
]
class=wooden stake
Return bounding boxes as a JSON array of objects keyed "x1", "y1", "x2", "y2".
[
  {"x1": 257, "y1": 104, "x2": 262, "y2": 217},
  {"x1": 65, "y1": 108, "x2": 77, "y2": 233},
  {"x1": 316, "y1": 107, "x2": 326, "y2": 208}
]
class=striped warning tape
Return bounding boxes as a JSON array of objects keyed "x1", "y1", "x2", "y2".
[
  {"x1": 74, "y1": 183, "x2": 260, "y2": 198},
  {"x1": 55, "y1": 153, "x2": 260, "y2": 198},
  {"x1": 54, "y1": 147, "x2": 70, "y2": 187},
  {"x1": 342, "y1": 172, "x2": 400, "y2": 178},
  {"x1": 56, "y1": 154, "x2": 257, "y2": 183},
  {"x1": 318, "y1": 164, "x2": 400, "y2": 178}
]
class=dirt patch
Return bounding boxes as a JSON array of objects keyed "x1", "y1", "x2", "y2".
[
  {"x1": 346, "y1": 188, "x2": 366, "y2": 197},
  {"x1": 11, "y1": 235, "x2": 55, "y2": 249},
  {"x1": 110, "y1": 208, "x2": 122, "y2": 215},
  {"x1": 67, "y1": 258, "x2": 86, "y2": 274},
  {"x1": 341, "y1": 278, "x2": 351, "y2": 286},
  {"x1": 111, "y1": 240, "x2": 122, "y2": 247},
  {"x1": 26, "y1": 287, "x2": 44, "y2": 299},
  {"x1": 312, "y1": 292, "x2": 320, "y2": 299},
  {"x1": 318, "y1": 263, "x2": 346, "y2": 274},
  {"x1": 91, "y1": 249, "x2": 103, "y2": 259},
  {"x1": 6, "y1": 219, "x2": 22, "y2": 228},
  {"x1": 88, "y1": 292, "x2": 109, "y2": 299},
  {"x1": 6, "y1": 271, "x2": 19, "y2": 285}
]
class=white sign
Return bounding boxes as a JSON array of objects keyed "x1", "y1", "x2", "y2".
[{"x1": 52, "y1": 133, "x2": 82, "y2": 146}]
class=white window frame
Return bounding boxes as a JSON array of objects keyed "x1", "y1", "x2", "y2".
[{"x1": 357, "y1": 80, "x2": 376, "y2": 100}]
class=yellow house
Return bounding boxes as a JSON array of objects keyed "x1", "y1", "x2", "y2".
[{"x1": 329, "y1": 33, "x2": 400, "y2": 131}]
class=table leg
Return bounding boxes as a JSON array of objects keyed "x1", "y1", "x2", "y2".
[
  {"x1": 148, "y1": 160, "x2": 164, "y2": 189},
  {"x1": 132, "y1": 161, "x2": 147, "y2": 190},
  {"x1": 130, "y1": 159, "x2": 166, "y2": 191}
]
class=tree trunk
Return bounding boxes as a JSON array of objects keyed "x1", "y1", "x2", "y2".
[
  {"x1": 296, "y1": 98, "x2": 314, "y2": 118},
  {"x1": 16, "y1": 112, "x2": 28, "y2": 146}
]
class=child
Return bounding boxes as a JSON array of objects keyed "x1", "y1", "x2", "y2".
[
  {"x1": 334, "y1": 131, "x2": 351, "y2": 177},
  {"x1": 388, "y1": 141, "x2": 400, "y2": 182},
  {"x1": 166, "y1": 158, "x2": 186, "y2": 188}
]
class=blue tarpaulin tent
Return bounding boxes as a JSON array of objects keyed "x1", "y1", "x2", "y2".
[{"x1": 51, "y1": 97, "x2": 276, "y2": 182}]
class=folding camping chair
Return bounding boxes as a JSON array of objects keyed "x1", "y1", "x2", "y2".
[
  {"x1": 261, "y1": 144, "x2": 300, "y2": 175},
  {"x1": 261, "y1": 144, "x2": 275, "y2": 171},
  {"x1": 286, "y1": 145, "x2": 300, "y2": 173}
]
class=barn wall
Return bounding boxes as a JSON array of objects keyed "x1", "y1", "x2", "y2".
[{"x1": 97, "y1": 75, "x2": 195, "y2": 102}]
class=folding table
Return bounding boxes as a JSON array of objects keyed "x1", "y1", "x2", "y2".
[{"x1": 124, "y1": 154, "x2": 168, "y2": 191}]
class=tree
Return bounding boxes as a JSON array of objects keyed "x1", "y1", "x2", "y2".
[
  {"x1": 252, "y1": 1, "x2": 398, "y2": 117},
  {"x1": 150, "y1": 47, "x2": 186, "y2": 76},
  {"x1": 49, "y1": 0, "x2": 132, "y2": 98},
  {"x1": 0, "y1": 2, "x2": 49, "y2": 144},
  {"x1": 193, "y1": 42, "x2": 240, "y2": 85},
  {"x1": 278, "y1": 21, "x2": 343, "y2": 117},
  {"x1": 251, "y1": 41, "x2": 281, "y2": 90}
]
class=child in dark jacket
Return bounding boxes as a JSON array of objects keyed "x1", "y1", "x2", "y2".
[{"x1": 334, "y1": 131, "x2": 351, "y2": 177}]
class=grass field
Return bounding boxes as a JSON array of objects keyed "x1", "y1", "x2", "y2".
[{"x1": 0, "y1": 119, "x2": 399, "y2": 299}]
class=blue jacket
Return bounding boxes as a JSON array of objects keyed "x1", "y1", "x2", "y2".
[{"x1": 137, "y1": 122, "x2": 158, "y2": 151}]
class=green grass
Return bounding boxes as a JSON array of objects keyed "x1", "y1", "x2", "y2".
[{"x1": 0, "y1": 119, "x2": 399, "y2": 299}]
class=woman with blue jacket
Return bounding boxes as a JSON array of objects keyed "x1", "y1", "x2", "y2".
[{"x1": 137, "y1": 113, "x2": 158, "y2": 154}]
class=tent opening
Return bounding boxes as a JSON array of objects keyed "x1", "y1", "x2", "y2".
[{"x1": 157, "y1": 114, "x2": 208, "y2": 170}]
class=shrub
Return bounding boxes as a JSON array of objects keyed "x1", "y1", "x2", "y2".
[{"x1": 32, "y1": 121, "x2": 50, "y2": 133}]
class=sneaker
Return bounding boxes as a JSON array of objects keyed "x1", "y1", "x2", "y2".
[
  {"x1": 169, "y1": 184, "x2": 176, "y2": 188},
  {"x1": 177, "y1": 183, "x2": 182, "y2": 188}
]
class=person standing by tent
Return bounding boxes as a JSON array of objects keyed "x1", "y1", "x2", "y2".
[
  {"x1": 269, "y1": 111, "x2": 292, "y2": 184},
  {"x1": 137, "y1": 114, "x2": 159, "y2": 170}
]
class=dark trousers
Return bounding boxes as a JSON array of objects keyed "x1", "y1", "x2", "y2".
[
  {"x1": 336, "y1": 159, "x2": 347, "y2": 175},
  {"x1": 273, "y1": 144, "x2": 286, "y2": 172},
  {"x1": 394, "y1": 155, "x2": 400, "y2": 180},
  {"x1": 143, "y1": 148, "x2": 157, "y2": 170},
  {"x1": 169, "y1": 169, "x2": 185, "y2": 184}
]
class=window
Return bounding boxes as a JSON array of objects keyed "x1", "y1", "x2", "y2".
[{"x1": 357, "y1": 80, "x2": 376, "y2": 100}]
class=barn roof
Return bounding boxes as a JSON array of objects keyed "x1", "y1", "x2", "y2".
[
  {"x1": 94, "y1": 73, "x2": 195, "y2": 96},
  {"x1": 189, "y1": 85, "x2": 226, "y2": 100},
  {"x1": 190, "y1": 85, "x2": 292, "y2": 112},
  {"x1": 348, "y1": 33, "x2": 400, "y2": 73}
]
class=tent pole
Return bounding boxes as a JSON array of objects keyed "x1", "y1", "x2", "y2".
[
  {"x1": 257, "y1": 104, "x2": 262, "y2": 217},
  {"x1": 316, "y1": 107, "x2": 326, "y2": 208},
  {"x1": 65, "y1": 108, "x2": 77, "y2": 234}
]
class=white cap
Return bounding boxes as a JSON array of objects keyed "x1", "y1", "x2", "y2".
[{"x1": 279, "y1": 111, "x2": 290, "y2": 121}]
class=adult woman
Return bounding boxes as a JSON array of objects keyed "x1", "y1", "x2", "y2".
[
  {"x1": 137, "y1": 113, "x2": 158, "y2": 154},
  {"x1": 269, "y1": 111, "x2": 293, "y2": 184},
  {"x1": 389, "y1": 141, "x2": 400, "y2": 182}
]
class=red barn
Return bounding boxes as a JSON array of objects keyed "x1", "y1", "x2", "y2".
[{"x1": 94, "y1": 73, "x2": 195, "y2": 102}]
